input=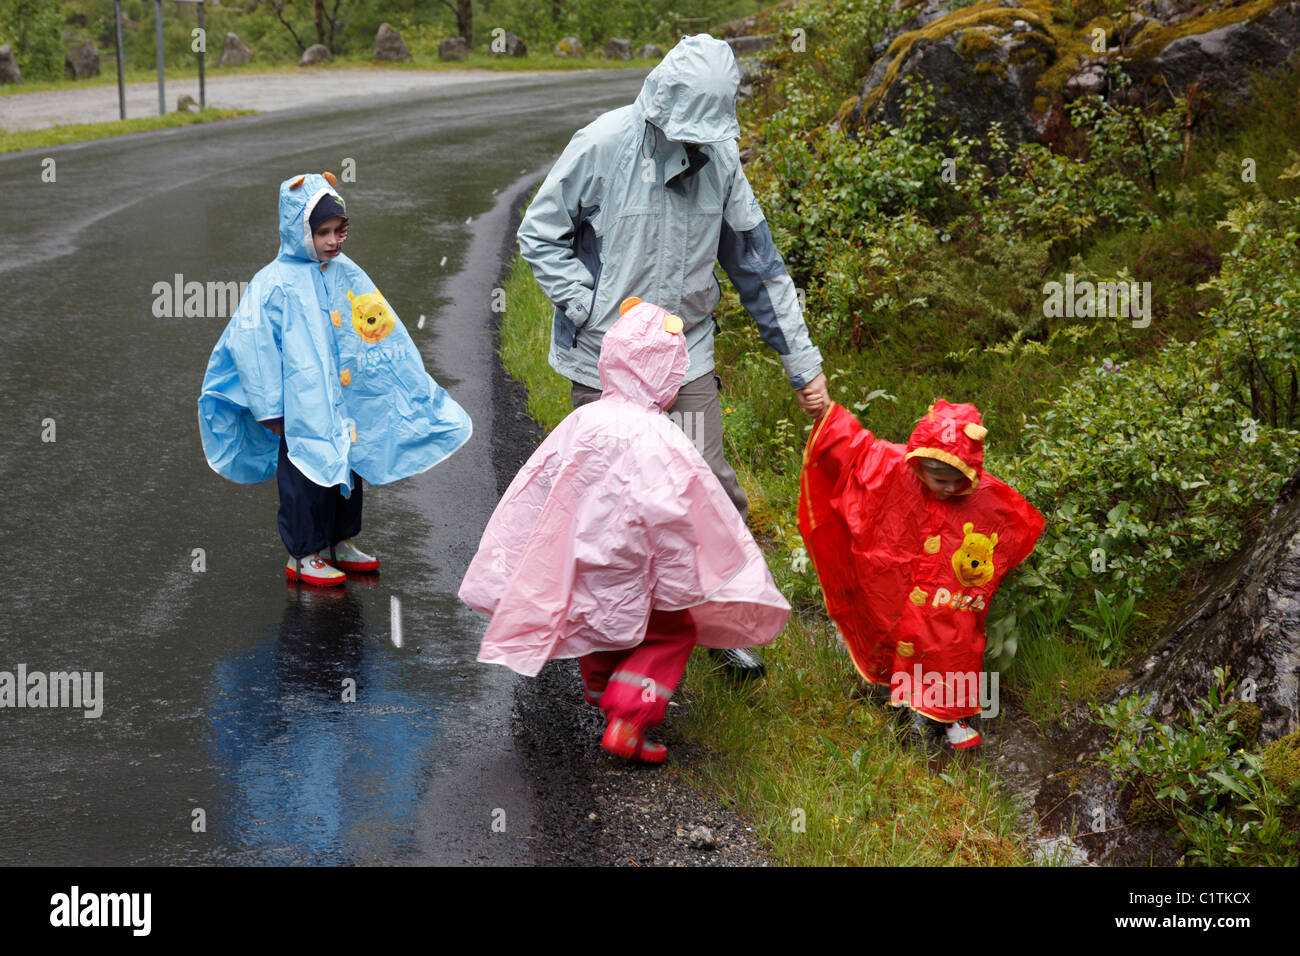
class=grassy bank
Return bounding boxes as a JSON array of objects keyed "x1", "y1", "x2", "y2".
[{"x1": 0, "y1": 106, "x2": 256, "y2": 153}]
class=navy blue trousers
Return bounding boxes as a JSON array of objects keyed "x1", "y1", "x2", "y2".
[{"x1": 276, "y1": 437, "x2": 363, "y2": 560}]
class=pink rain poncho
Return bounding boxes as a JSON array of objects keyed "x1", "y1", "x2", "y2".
[{"x1": 459, "y1": 299, "x2": 790, "y2": 677}]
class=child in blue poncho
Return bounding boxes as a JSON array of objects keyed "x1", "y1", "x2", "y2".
[{"x1": 198, "y1": 172, "x2": 472, "y2": 586}]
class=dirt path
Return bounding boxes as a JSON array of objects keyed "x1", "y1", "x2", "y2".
[{"x1": 0, "y1": 68, "x2": 548, "y2": 131}]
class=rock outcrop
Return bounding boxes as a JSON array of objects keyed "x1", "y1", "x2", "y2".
[
  {"x1": 605, "y1": 37, "x2": 632, "y2": 60},
  {"x1": 636, "y1": 44, "x2": 664, "y2": 59},
  {"x1": 1126, "y1": 0, "x2": 1300, "y2": 104},
  {"x1": 373, "y1": 23, "x2": 413, "y2": 62},
  {"x1": 840, "y1": 0, "x2": 1300, "y2": 147}
]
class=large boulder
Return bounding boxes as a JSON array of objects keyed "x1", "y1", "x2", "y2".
[
  {"x1": 554, "y1": 36, "x2": 586, "y2": 57},
  {"x1": 374, "y1": 23, "x2": 413, "y2": 62},
  {"x1": 636, "y1": 44, "x2": 664, "y2": 59},
  {"x1": 65, "y1": 40, "x2": 100, "y2": 80},
  {"x1": 490, "y1": 31, "x2": 527, "y2": 57},
  {"x1": 1126, "y1": 1, "x2": 1300, "y2": 105},
  {"x1": 605, "y1": 37, "x2": 632, "y2": 60},
  {"x1": 844, "y1": 6, "x2": 1057, "y2": 146},
  {"x1": 439, "y1": 36, "x2": 469, "y2": 61},
  {"x1": 841, "y1": 0, "x2": 1300, "y2": 149},
  {"x1": 298, "y1": 43, "x2": 332, "y2": 66},
  {"x1": 0, "y1": 44, "x2": 21, "y2": 84},
  {"x1": 219, "y1": 33, "x2": 252, "y2": 68}
]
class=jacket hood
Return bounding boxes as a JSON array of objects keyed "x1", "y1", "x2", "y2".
[
  {"x1": 598, "y1": 298, "x2": 688, "y2": 410},
  {"x1": 277, "y1": 172, "x2": 345, "y2": 263},
  {"x1": 905, "y1": 399, "x2": 987, "y2": 494},
  {"x1": 634, "y1": 34, "x2": 740, "y2": 143}
]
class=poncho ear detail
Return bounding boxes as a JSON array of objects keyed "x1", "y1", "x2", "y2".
[
  {"x1": 619, "y1": 296, "x2": 642, "y2": 314},
  {"x1": 664, "y1": 314, "x2": 684, "y2": 334},
  {"x1": 964, "y1": 422, "x2": 988, "y2": 441},
  {"x1": 322, "y1": 171, "x2": 338, "y2": 186},
  {"x1": 290, "y1": 176, "x2": 305, "y2": 189}
]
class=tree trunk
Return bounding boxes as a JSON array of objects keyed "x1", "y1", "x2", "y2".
[
  {"x1": 314, "y1": 0, "x2": 326, "y2": 47},
  {"x1": 458, "y1": 0, "x2": 472, "y2": 45}
]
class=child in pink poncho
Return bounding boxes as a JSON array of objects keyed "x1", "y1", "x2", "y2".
[{"x1": 459, "y1": 297, "x2": 790, "y2": 762}]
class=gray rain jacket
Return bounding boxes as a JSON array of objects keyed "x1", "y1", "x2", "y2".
[{"x1": 518, "y1": 34, "x2": 823, "y2": 390}]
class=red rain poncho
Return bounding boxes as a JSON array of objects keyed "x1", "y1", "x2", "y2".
[
  {"x1": 460, "y1": 299, "x2": 790, "y2": 677},
  {"x1": 798, "y1": 400, "x2": 1044, "y2": 720}
]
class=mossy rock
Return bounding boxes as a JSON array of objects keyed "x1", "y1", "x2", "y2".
[
  {"x1": 1123, "y1": 0, "x2": 1300, "y2": 102},
  {"x1": 842, "y1": 0, "x2": 1300, "y2": 147},
  {"x1": 1224, "y1": 699, "x2": 1262, "y2": 745},
  {"x1": 1125, "y1": 792, "x2": 1173, "y2": 828},
  {"x1": 845, "y1": 2, "x2": 1060, "y2": 145},
  {"x1": 1261, "y1": 730, "x2": 1300, "y2": 795}
]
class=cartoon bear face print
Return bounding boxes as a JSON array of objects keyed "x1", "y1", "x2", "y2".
[
  {"x1": 952, "y1": 521, "x2": 997, "y2": 588},
  {"x1": 347, "y1": 289, "x2": 397, "y2": 344}
]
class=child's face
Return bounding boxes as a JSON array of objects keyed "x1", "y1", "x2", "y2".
[
  {"x1": 313, "y1": 216, "x2": 347, "y2": 260},
  {"x1": 918, "y1": 467, "x2": 965, "y2": 500}
]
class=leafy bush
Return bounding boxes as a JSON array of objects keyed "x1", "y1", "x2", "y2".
[
  {"x1": 1199, "y1": 191, "x2": 1300, "y2": 430},
  {"x1": 1096, "y1": 669, "x2": 1299, "y2": 866},
  {"x1": 1, "y1": 0, "x2": 66, "y2": 80}
]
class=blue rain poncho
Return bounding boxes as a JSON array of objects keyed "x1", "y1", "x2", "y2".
[{"x1": 198, "y1": 173, "x2": 471, "y2": 495}]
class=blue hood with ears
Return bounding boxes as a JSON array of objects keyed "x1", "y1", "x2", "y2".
[{"x1": 278, "y1": 172, "x2": 346, "y2": 263}]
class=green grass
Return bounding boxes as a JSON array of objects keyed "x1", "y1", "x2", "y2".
[
  {"x1": 679, "y1": 614, "x2": 1037, "y2": 865},
  {"x1": 500, "y1": 253, "x2": 571, "y2": 432},
  {"x1": 0, "y1": 107, "x2": 256, "y2": 154}
]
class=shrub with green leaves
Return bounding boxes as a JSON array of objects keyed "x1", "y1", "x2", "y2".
[
  {"x1": 1199, "y1": 191, "x2": 1300, "y2": 430},
  {"x1": 1095, "y1": 669, "x2": 1299, "y2": 866},
  {"x1": 2, "y1": 0, "x2": 65, "y2": 80}
]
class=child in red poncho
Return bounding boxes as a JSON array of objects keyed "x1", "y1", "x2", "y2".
[{"x1": 797, "y1": 399, "x2": 1045, "y2": 749}]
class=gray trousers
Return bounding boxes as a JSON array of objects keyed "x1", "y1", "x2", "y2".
[{"x1": 571, "y1": 373, "x2": 749, "y2": 522}]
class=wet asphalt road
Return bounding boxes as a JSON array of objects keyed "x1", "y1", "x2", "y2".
[{"x1": 0, "y1": 69, "x2": 648, "y2": 865}]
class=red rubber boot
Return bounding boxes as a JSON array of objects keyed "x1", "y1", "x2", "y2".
[{"x1": 600, "y1": 717, "x2": 668, "y2": 764}]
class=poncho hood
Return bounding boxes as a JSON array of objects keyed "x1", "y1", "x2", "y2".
[
  {"x1": 597, "y1": 297, "x2": 689, "y2": 410},
  {"x1": 278, "y1": 172, "x2": 345, "y2": 263},
  {"x1": 905, "y1": 399, "x2": 987, "y2": 494},
  {"x1": 633, "y1": 34, "x2": 741, "y2": 143}
]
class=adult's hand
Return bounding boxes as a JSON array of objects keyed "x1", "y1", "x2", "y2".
[{"x1": 797, "y1": 372, "x2": 829, "y2": 419}]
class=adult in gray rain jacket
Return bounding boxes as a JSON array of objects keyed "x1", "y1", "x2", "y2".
[{"x1": 518, "y1": 33, "x2": 830, "y2": 525}]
